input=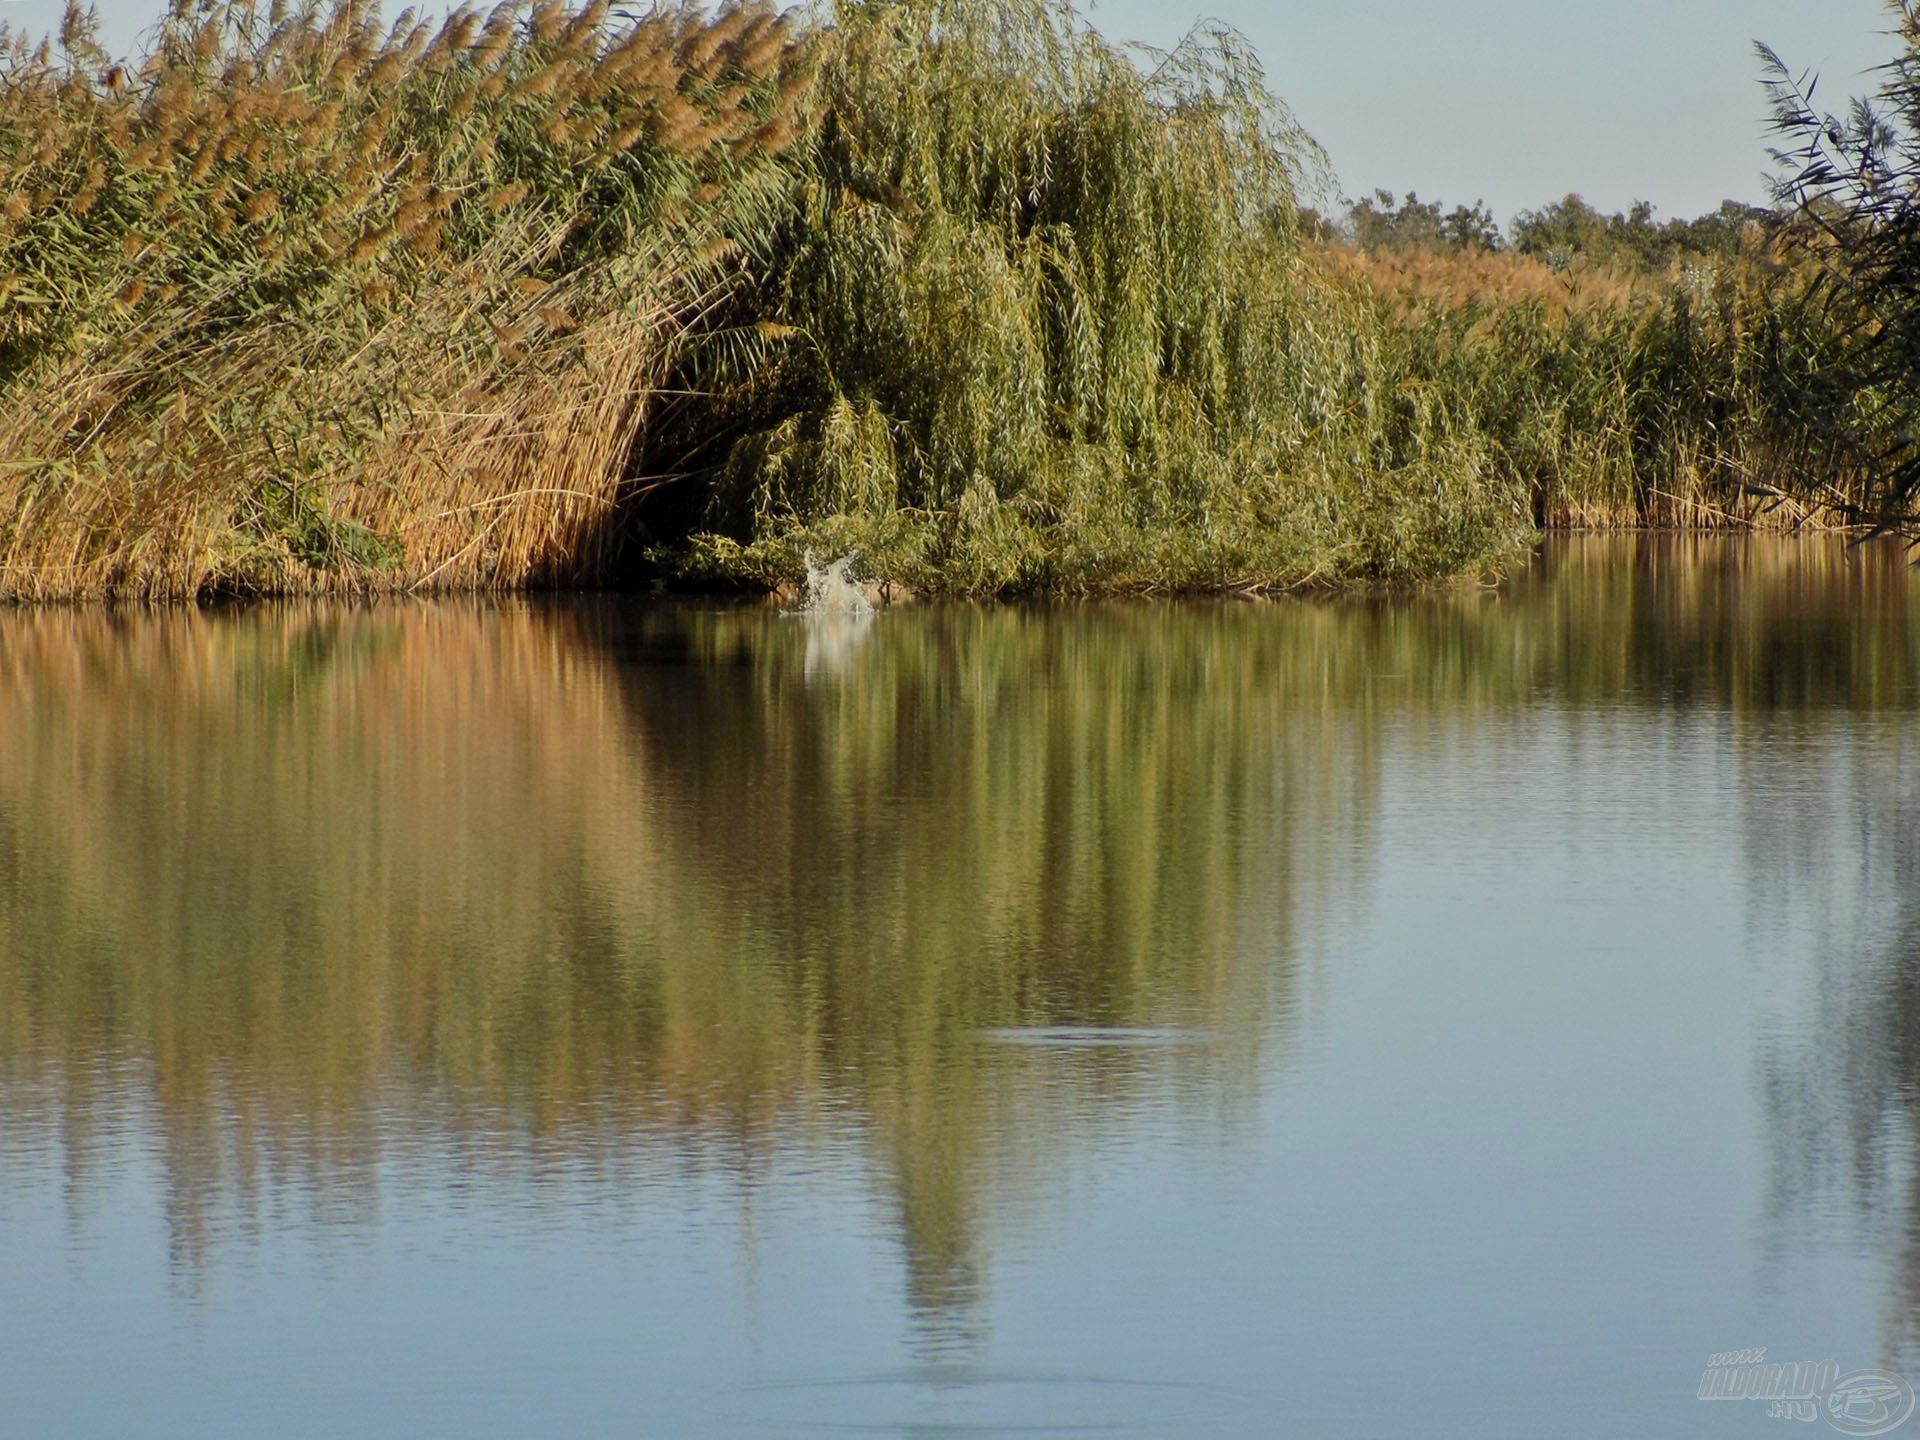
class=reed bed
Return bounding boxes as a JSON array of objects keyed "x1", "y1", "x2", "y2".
[
  {"x1": 1323, "y1": 237, "x2": 1868, "y2": 531},
  {"x1": 0, "y1": 0, "x2": 812, "y2": 599},
  {"x1": 0, "y1": 0, "x2": 1878, "y2": 599}
]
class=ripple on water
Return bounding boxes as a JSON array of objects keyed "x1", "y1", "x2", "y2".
[
  {"x1": 722, "y1": 1372, "x2": 1251, "y2": 1434},
  {"x1": 976, "y1": 1027, "x2": 1220, "y2": 1049}
]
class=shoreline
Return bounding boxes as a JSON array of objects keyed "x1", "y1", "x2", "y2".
[{"x1": 0, "y1": 522, "x2": 1893, "y2": 612}]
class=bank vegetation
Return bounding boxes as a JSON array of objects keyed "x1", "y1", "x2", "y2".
[{"x1": 0, "y1": 0, "x2": 1903, "y2": 599}]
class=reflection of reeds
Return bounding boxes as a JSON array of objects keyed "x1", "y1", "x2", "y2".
[
  {"x1": 0, "y1": 594, "x2": 1363, "y2": 1321},
  {"x1": 1739, "y1": 682, "x2": 1920, "y2": 1364},
  {"x1": 3, "y1": 538, "x2": 1916, "y2": 1315}
]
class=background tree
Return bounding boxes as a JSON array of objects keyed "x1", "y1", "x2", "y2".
[
  {"x1": 1346, "y1": 189, "x2": 1502, "y2": 252},
  {"x1": 1511, "y1": 194, "x2": 1770, "y2": 272}
]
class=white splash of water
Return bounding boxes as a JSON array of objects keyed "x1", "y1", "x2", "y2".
[
  {"x1": 794, "y1": 550, "x2": 874, "y2": 619},
  {"x1": 788, "y1": 551, "x2": 875, "y2": 680}
]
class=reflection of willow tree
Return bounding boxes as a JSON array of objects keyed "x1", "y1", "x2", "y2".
[
  {"x1": 590, "y1": 602, "x2": 1396, "y2": 1335},
  {"x1": 1, "y1": 534, "x2": 1915, "y2": 1340},
  {"x1": 0, "y1": 594, "x2": 1374, "y2": 1342}
]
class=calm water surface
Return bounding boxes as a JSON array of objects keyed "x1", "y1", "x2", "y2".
[{"x1": 4, "y1": 535, "x2": 1919, "y2": 1438}]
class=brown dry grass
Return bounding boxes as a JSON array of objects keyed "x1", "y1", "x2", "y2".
[{"x1": 0, "y1": 0, "x2": 814, "y2": 600}]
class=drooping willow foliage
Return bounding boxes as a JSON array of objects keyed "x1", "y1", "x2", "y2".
[
  {"x1": 1763, "y1": 1, "x2": 1920, "y2": 532},
  {"x1": 643, "y1": 0, "x2": 1524, "y2": 592}
]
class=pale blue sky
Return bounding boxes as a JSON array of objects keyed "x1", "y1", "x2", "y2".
[
  {"x1": 1092, "y1": 0, "x2": 1898, "y2": 222},
  {"x1": 4, "y1": 0, "x2": 1900, "y2": 226}
]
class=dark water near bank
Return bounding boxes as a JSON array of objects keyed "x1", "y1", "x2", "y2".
[{"x1": 4, "y1": 535, "x2": 1920, "y2": 1438}]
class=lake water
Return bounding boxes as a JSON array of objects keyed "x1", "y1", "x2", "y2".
[{"x1": 3, "y1": 535, "x2": 1919, "y2": 1438}]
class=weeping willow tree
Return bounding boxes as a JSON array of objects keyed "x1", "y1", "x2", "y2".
[
  {"x1": 640, "y1": 0, "x2": 1524, "y2": 594},
  {"x1": 1762, "y1": 1, "x2": 1920, "y2": 532}
]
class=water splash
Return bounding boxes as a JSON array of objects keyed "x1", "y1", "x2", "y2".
[
  {"x1": 794, "y1": 550, "x2": 874, "y2": 619},
  {"x1": 790, "y1": 551, "x2": 875, "y2": 680}
]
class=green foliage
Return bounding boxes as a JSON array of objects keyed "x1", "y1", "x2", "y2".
[
  {"x1": 1511, "y1": 194, "x2": 1775, "y2": 273},
  {"x1": 0, "y1": 0, "x2": 1882, "y2": 601},
  {"x1": 1334, "y1": 188, "x2": 1774, "y2": 272},
  {"x1": 1764, "y1": 1, "x2": 1920, "y2": 529},
  {"x1": 1347, "y1": 190, "x2": 1503, "y2": 253},
  {"x1": 636, "y1": 0, "x2": 1524, "y2": 595}
]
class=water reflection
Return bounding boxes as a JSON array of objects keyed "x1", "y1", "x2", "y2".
[
  {"x1": 0, "y1": 590, "x2": 1374, "y2": 1344},
  {"x1": 1747, "y1": 706, "x2": 1920, "y2": 1366},
  {"x1": 2, "y1": 533, "x2": 1920, "y2": 1384}
]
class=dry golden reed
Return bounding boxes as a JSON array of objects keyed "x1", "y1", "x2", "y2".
[{"x1": 0, "y1": 0, "x2": 815, "y2": 601}]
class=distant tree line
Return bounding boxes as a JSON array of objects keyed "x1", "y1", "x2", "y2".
[{"x1": 1306, "y1": 190, "x2": 1777, "y2": 271}]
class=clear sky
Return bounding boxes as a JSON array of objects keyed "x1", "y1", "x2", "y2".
[
  {"x1": 1090, "y1": 0, "x2": 1899, "y2": 223},
  {"x1": 2, "y1": 0, "x2": 1901, "y2": 227}
]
